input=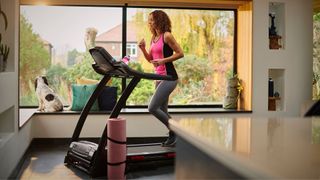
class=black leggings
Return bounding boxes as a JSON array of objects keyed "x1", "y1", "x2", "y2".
[{"x1": 148, "y1": 80, "x2": 178, "y2": 128}]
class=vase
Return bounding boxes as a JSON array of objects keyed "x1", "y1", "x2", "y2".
[{"x1": 0, "y1": 54, "x2": 3, "y2": 72}]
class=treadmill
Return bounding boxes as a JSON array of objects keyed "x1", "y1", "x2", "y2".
[{"x1": 64, "y1": 46, "x2": 176, "y2": 177}]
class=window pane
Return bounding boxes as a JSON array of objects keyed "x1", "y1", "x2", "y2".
[
  {"x1": 126, "y1": 8, "x2": 235, "y2": 105},
  {"x1": 19, "y1": 6, "x2": 122, "y2": 106},
  {"x1": 314, "y1": 12, "x2": 320, "y2": 100}
]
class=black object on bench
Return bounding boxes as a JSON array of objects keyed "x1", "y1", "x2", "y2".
[
  {"x1": 64, "y1": 46, "x2": 176, "y2": 177},
  {"x1": 304, "y1": 100, "x2": 320, "y2": 117}
]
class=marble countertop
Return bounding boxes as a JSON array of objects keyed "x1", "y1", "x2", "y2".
[{"x1": 169, "y1": 117, "x2": 320, "y2": 179}]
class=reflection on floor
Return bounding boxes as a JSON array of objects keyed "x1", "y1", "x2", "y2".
[{"x1": 17, "y1": 143, "x2": 174, "y2": 179}]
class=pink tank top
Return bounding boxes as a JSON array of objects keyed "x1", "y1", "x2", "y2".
[{"x1": 150, "y1": 34, "x2": 166, "y2": 75}]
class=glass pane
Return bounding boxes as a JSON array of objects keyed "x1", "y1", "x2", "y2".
[
  {"x1": 19, "y1": 6, "x2": 122, "y2": 106},
  {"x1": 126, "y1": 8, "x2": 235, "y2": 105},
  {"x1": 313, "y1": 12, "x2": 320, "y2": 100}
]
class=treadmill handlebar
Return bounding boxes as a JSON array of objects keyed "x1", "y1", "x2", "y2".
[
  {"x1": 120, "y1": 63, "x2": 176, "y2": 81},
  {"x1": 89, "y1": 46, "x2": 176, "y2": 81}
]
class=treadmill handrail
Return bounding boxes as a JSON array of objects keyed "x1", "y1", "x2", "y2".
[
  {"x1": 89, "y1": 46, "x2": 176, "y2": 81},
  {"x1": 119, "y1": 63, "x2": 176, "y2": 81}
]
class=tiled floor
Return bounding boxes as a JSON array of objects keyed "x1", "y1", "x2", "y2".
[{"x1": 17, "y1": 143, "x2": 174, "y2": 179}]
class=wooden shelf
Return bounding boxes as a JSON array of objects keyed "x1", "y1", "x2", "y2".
[
  {"x1": 269, "y1": 2, "x2": 285, "y2": 50},
  {"x1": 268, "y1": 97, "x2": 280, "y2": 100},
  {"x1": 268, "y1": 97, "x2": 281, "y2": 111}
]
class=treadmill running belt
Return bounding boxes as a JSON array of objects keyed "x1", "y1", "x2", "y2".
[{"x1": 127, "y1": 144, "x2": 174, "y2": 156}]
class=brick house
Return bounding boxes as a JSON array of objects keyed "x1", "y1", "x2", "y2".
[{"x1": 95, "y1": 22, "x2": 140, "y2": 61}]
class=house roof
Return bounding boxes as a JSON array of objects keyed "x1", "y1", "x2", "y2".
[{"x1": 95, "y1": 22, "x2": 138, "y2": 43}]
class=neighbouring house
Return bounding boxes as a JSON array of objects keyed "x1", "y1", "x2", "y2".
[{"x1": 95, "y1": 22, "x2": 139, "y2": 61}]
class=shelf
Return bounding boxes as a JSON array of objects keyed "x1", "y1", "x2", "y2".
[
  {"x1": 0, "y1": 106, "x2": 15, "y2": 143},
  {"x1": 268, "y1": 69, "x2": 285, "y2": 111},
  {"x1": 0, "y1": 132, "x2": 14, "y2": 149},
  {"x1": 0, "y1": 71, "x2": 15, "y2": 77},
  {"x1": 0, "y1": 72, "x2": 16, "y2": 113},
  {"x1": 268, "y1": 97, "x2": 281, "y2": 111},
  {"x1": 269, "y1": 2, "x2": 285, "y2": 50},
  {"x1": 268, "y1": 97, "x2": 280, "y2": 100}
]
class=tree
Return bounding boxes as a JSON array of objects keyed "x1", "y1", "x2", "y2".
[
  {"x1": 67, "y1": 49, "x2": 80, "y2": 67},
  {"x1": 132, "y1": 9, "x2": 234, "y2": 104},
  {"x1": 126, "y1": 62, "x2": 154, "y2": 104},
  {"x1": 46, "y1": 64, "x2": 67, "y2": 85},
  {"x1": 173, "y1": 55, "x2": 213, "y2": 104},
  {"x1": 64, "y1": 52, "x2": 102, "y2": 84},
  {"x1": 20, "y1": 14, "x2": 51, "y2": 96}
]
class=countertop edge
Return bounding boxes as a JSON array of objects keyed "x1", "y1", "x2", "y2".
[{"x1": 169, "y1": 119, "x2": 277, "y2": 179}]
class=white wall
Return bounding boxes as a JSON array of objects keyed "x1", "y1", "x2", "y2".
[
  {"x1": 0, "y1": 0, "x2": 33, "y2": 178},
  {"x1": 252, "y1": 0, "x2": 313, "y2": 117}
]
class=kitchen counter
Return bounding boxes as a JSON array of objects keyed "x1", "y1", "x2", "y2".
[{"x1": 169, "y1": 117, "x2": 320, "y2": 179}]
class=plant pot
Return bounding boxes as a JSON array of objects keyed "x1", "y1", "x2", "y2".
[
  {"x1": 223, "y1": 96, "x2": 238, "y2": 109},
  {"x1": 227, "y1": 77, "x2": 239, "y2": 87},
  {"x1": 0, "y1": 54, "x2": 3, "y2": 72},
  {"x1": 226, "y1": 87, "x2": 239, "y2": 97}
]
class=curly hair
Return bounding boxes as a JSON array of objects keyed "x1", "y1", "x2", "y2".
[{"x1": 149, "y1": 10, "x2": 171, "y2": 36}]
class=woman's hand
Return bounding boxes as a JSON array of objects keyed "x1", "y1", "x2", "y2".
[
  {"x1": 138, "y1": 38, "x2": 146, "y2": 49},
  {"x1": 150, "y1": 59, "x2": 164, "y2": 67},
  {"x1": 138, "y1": 38, "x2": 152, "y2": 61}
]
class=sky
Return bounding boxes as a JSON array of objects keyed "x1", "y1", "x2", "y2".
[
  {"x1": 21, "y1": 6, "x2": 136, "y2": 53},
  {"x1": 21, "y1": 6, "x2": 232, "y2": 55}
]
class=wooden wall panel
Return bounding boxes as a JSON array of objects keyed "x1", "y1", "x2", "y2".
[
  {"x1": 314, "y1": 0, "x2": 320, "y2": 12},
  {"x1": 19, "y1": 0, "x2": 253, "y2": 110},
  {"x1": 237, "y1": 2, "x2": 252, "y2": 110},
  {"x1": 20, "y1": 0, "x2": 251, "y2": 8}
]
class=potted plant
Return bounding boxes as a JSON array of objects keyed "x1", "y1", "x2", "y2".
[
  {"x1": 0, "y1": 1, "x2": 9, "y2": 72},
  {"x1": 0, "y1": 34, "x2": 10, "y2": 72}
]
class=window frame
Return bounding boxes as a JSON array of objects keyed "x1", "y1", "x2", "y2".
[
  {"x1": 122, "y1": 6, "x2": 237, "y2": 108},
  {"x1": 18, "y1": 4, "x2": 237, "y2": 109},
  {"x1": 126, "y1": 43, "x2": 138, "y2": 57}
]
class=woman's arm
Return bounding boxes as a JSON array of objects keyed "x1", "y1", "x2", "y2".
[
  {"x1": 160, "y1": 32, "x2": 184, "y2": 64},
  {"x1": 138, "y1": 38, "x2": 153, "y2": 61}
]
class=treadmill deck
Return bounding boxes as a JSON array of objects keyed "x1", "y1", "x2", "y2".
[{"x1": 126, "y1": 143, "x2": 174, "y2": 156}]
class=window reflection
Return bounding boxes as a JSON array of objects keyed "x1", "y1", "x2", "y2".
[{"x1": 312, "y1": 118, "x2": 320, "y2": 144}]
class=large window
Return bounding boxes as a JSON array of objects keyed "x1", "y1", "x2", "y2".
[
  {"x1": 314, "y1": 12, "x2": 320, "y2": 99},
  {"x1": 19, "y1": 6, "x2": 122, "y2": 106},
  {"x1": 126, "y1": 8, "x2": 235, "y2": 106},
  {"x1": 19, "y1": 5, "x2": 235, "y2": 107}
]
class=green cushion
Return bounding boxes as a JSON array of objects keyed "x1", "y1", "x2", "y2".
[{"x1": 71, "y1": 84, "x2": 99, "y2": 111}]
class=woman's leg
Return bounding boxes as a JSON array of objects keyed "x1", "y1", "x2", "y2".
[
  {"x1": 148, "y1": 80, "x2": 177, "y2": 128},
  {"x1": 160, "y1": 99, "x2": 170, "y2": 118},
  {"x1": 155, "y1": 80, "x2": 170, "y2": 118}
]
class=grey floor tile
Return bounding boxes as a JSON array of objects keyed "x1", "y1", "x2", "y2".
[{"x1": 17, "y1": 143, "x2": 174, "y2": 180}]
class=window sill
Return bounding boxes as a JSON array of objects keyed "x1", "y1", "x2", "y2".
[
  {"x1": 21, "y1": 107, "x2": 251, "y2": 115},
  {"x1": 19, "y1": 107, "x2": 252, "y2": 128}
]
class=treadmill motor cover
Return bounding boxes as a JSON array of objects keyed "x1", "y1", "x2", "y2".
[{"x1": 69, "y1": 141, "x2": 98, "y2": 160}]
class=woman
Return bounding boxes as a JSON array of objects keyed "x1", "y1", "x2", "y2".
[{"x1": 138, "y1": 10, "x2": 184, "y2": 147}]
